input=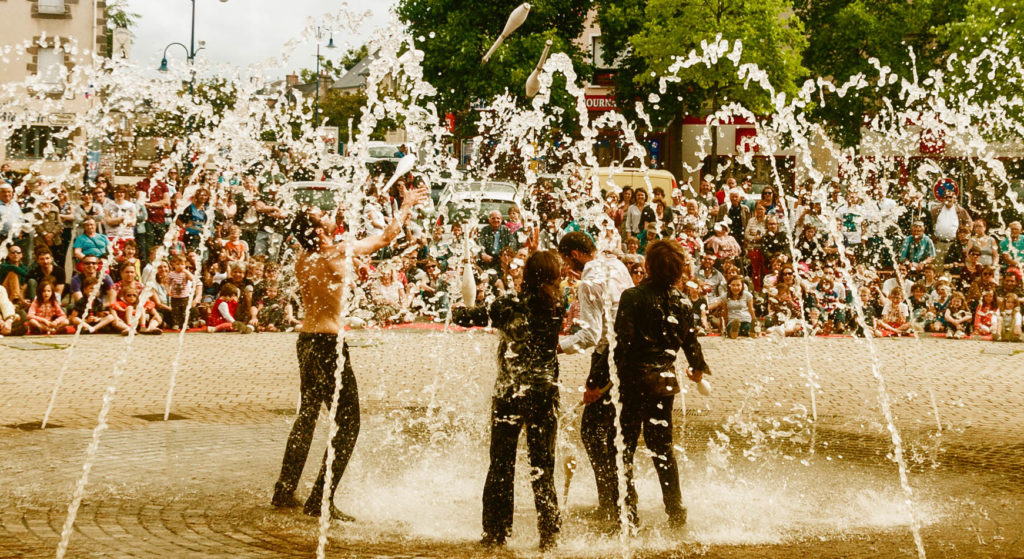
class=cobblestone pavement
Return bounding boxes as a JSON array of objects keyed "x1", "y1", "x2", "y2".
[{"x1": 1, "y1": 330, "x2": 1023, "y2": 557}]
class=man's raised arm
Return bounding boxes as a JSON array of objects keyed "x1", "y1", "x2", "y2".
[{"x1": 349, "y1": 185, "x2": 428, "y2": 256}]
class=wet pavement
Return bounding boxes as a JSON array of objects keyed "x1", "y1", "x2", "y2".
[{"x1": 1, "y1": 330, "x2": 1023, "y2": 557}]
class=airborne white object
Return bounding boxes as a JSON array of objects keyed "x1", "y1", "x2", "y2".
[
  {"x1": 382, "y1": 153, "x2": 416, "y2": 195},
  {"x1": 525, "y1": 39, "x2": 552, "y2": 98},
  {"x1": 461, "y1": 237, "x2": 477, "y2": 306},
  {"x1": 696, "y1": 379, "x2": 712, "y2": 396},
  {"x1": 481, "y1": 3, "x2": 531, "y2": 64}
]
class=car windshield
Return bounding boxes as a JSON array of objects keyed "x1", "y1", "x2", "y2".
[
  {"x1": 293, "y1": 187, "x2": 337, "y2": 211},
  {"x1": 448, "y1": 199, "x2": 516, "y2": 224},
  {"x1": 368, "y1": 146, "x2": 401, "y2": 159}
]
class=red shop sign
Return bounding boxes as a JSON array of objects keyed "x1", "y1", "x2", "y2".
[{"x1": 585, "y1": 94, "x2": 616, "y2": 112}]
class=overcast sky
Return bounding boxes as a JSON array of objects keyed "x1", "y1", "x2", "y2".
[{"x1": 128, "y1": 0, "x2": 398, "y2": 78}]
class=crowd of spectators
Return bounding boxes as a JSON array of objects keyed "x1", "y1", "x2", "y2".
[{"x1": 1, "y1": 160, "x2": 1023, "y2": 343}]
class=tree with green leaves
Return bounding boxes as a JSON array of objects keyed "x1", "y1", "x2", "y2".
[
  {"x1": 597, "y1": 0, "x2": 808, "y2": 176},
  {"x1": 396, "y1": 0, "x2": 592, "y2": 136},
  {"x1": 794, "y1": 0, "x2": 968, "y2": 147}
]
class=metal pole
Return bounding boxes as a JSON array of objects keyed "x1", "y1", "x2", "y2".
[
  {"x1": 314, "y1": 39, "x2": 321, "y2": 128},
  {"x1": 188, "y1": 0, "x2": 196, "y2": 95}
]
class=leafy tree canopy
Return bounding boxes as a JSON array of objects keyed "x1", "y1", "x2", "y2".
[{"x1": 396, "y1": 0, "x2": 593, "y2": 134}]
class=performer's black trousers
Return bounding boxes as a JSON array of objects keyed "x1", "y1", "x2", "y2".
[
  {"x1": 274, "y1": 333, "x2": 360, "y2": 510},
  {"x1": 619, "y1": 391, "x2": 684, "y2": 524},
  {"x1": 482, "y1": 386, "x2": 560, "y2": 544},
  {"x1": 580, "y1": 351, "x2": 619, "y2": 518}
]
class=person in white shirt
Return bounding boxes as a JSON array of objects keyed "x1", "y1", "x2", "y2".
[
  {"x1": 929, "y1": 194, "x2": 971, "y2": 266},
  {"x1": 556, "y1": 231, "x2": 633, "y2": 523},
  {"x1": 103, "y1": 185, "x2": 137, "y2": 256}
]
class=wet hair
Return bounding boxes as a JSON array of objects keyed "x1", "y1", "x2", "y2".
[
  {"x1": 291, "y1": 209, "x2": 321, "y2": 252},
  {"x1": 557, "y1": 231, "x2": 596, "y2": 258},
  {"x1": 644, "y1": 239, "x2": 688, "y2": 288},
  {"x1": 523, "y1": 250, "x2": 563, "y2": 309}
]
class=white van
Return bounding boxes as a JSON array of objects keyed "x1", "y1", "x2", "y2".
[{"x1": 581, "y1": 167, "x2": 679, "y2": 202}]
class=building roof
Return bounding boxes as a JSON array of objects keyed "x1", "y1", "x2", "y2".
[{"x1": 329, "y1": 54, "x2": 373, "y2": 91}]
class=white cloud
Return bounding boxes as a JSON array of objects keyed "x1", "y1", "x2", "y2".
[{"x1": 128, "y1": 0, "x2": 396, "y2": 77}]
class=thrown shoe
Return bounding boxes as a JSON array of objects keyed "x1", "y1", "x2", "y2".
[{"x1": 302, "y1": 503, "x2": 355, "y2": 522}]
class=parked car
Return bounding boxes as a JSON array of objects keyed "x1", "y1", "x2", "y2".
[
  {"x1": 279, "y1": 181, "x2": 346, "y2": 212},
  {"x1": 435, "y1": 180, "x2": 521, "y2": 225},
  {"x1": 580, "y1": 166, "x2": 679, "y2": 203}
]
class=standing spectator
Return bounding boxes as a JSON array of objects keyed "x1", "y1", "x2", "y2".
[
  {"x1": 716, "y1": 188, "x2": 750, "y2": 247},
  {"x1": 72, "y1": 218, "x2": 110, "y2": 264},
  {"x1": 966, "y1": 219, "x2": 999, "y2": 269},
  {"x1": 899, "y1": 221, "x2": 936, "y2": 277},
  {"x1": 898, "y1": 191, "x2": 934, "y2": 238},
  {"x1": 943, "y1": 225, "x2": 973, "y2": 275},
  {"x1": 167, "y1": 254, "x2": 195, "y2": 330},
  {"x1": 834, "y1": 190, "x2": 865, "y2": 260},
  {"x1": 183, "y1": 188, "x2": 210, "y2": 253},
  {"x1": 999, "y1": 221, "x2": 1024, "y2": 271},
  {"x1": 136, "y1": 162, "x2": 171, "y2": 263},
  {"x1": 478, "y1": 210, "x2": 517, "y2": 272},
  {"x1": 0, "y1": 183, "x2": 28, "y2": 251},
  {"x1": 623, "y1": 189, "x2": 654, "y2": 238},
  {"x1": 505, "y1": 205, "x2": 524, "y2": 234},
  {"x1": 744, "y1": 203, "x2": 768, "y2": 290},
  {"x1": 103, "y1": 185, "x2": 138, "y2": 257},
  {"x1": 234, "y1": 174, "x2": 261, "y2": 250},
  {"x1": 604, "y1": 191, "x2": 622, "y2": 230},
  {"x1": 930, "y1": 193, "x2": 971, "y2": 264},
  {"x1": 254, "y1": 183, "x2": 286, "y2": 260}
]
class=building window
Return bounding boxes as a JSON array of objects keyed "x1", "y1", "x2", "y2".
[
  {"x1": 37, "y1": 47, "x2": 65, "y2": 85},
  {"x1": 38, "y1": 0, "x2": 66, "y2": 14},
  {"x1": 5, "y1": 126, "x2": 69, "y2": 160}
]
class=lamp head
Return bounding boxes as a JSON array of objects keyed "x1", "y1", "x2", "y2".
[
  {"x1": 158, "y1": 58, "x2": 169, "y2": 72},
  {"x1": 326, "y1": 37, "x2": 336, "y2": 49}
]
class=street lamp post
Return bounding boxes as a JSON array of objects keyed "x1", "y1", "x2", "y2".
[
  {"x1": 158, "y1": 0, "x2": 228, "y2": 93},
  {"x1": 313, "y1": 27, "x2": 336, "y2": 129}
]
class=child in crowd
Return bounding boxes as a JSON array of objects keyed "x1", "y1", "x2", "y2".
[
  {"x1": 972, "y1": 290, "x2": 998, "y2": 337},
  {"x1": 814, "y1": 275, "x2": 844, "y2": 335},
  {"x1": 943, "y1": 291, "x2": 972, "y2": 339},
  {"x1": 928, "y1": 281, "x2": 952, "y2": 334},
  {"x1": 684, "y1": 280, "x2": 711, "y2": 335},
  {"x1": 26, "y1": 280, "x2": 68, "y2": 334},
  {"x1": 111, "y1": 285, "x2": 162, "y2": 335},
  {"x1": 207, "y1": 283, "x2": 252, "y2": 333},
  {"x1": 908, "y1": 282, "x2": 936, "y2": 334},
  {"x1": 992, "y1": 293, "x2": 1022, "y2": 342},
  {"x1": 875, "y1": 286, "x2": 913, "y2": 337},
  {"x1": 257, "y1": 283, "x2": 298, "y2": 332},
  {"x1": 168, "y1": 254, "x2": 195, "y2": 330}
]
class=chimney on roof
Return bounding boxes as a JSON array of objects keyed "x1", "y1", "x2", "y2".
[{"x1": 286, "y1": 73, "x2": 299, "y2": 87}]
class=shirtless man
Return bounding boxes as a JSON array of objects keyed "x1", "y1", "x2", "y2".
[{"x1": 271, "y1": 184, "x2": 427, "y2": 519}]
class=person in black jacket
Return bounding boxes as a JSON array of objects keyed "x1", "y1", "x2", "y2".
[
  {"x1": 453, "y1": 250, "x2": 565, "y2": 550},
  {"x1": 613, "y1": 239, "x2": 711, "y2": 531}
]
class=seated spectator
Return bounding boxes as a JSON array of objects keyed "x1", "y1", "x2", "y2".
[
  {"x1": 999, "y1": 221, "x2": 1024, "y2": 271},
  {"x1": 882, "y1": 263, "x2": 914, "y2": 298},
  {"x1": 966, "y1": 219, "x2": 999, "y2": 269},
  {"x1": 683, "y1": 280, "x2": 711, "y2": 335},
  {"x1": 943, "y1": 225, "x2": 973, "y2": 275},
  {"x1": 257, "y1": 282, "x2": 299, "y2": 332},
  {"x1": 1, "y1": 283, "x2": 26, "y2": 336},
  {"x1": 795, "y1": 224, "x2": 827, "y2": 267},
  {"x1": 223, "y1": 225, "x2": 249, "y2": 262},
  {"x1": 25, "y1": 280, "x2": 68, "y2": 334},
  {"x1": 943, "y1": 291, "x2": 972, "y2": 338},
  {"x1": 1, "y1": 245, "x2": 28, "y2": 308},
  {"x1": 113, "y1": 239, "x2": 142, "y2": 281},
  {"x1": 908, "y1": 282, "x2": 936, "y2": 333},
  {"x1": 69, "y1": 276, "x2": 125, "y2": 334},
  {"x1": 72, "y1": 217, "x2": 110, "y2": 264},
  {"x1": 992, "y1": 293, "x2": 1022, "y2": 342},
  {"x1": 875, "y1": 286, "x2": 913, "y2": 337},
  {"x1": 26, "y1": 246, "x2": 66, "y2": 303},
  {"x1": 720, "y1": 274, "x2": 757, "y2": 338},
  {"x1": 705, "y1": 222, "x2": 741, "y2": 263},
  {"x1": 207, "y1": 283, "x2": 252, "y2": 333},
  {"x1": 813, "y1": 275, "x2": 846, "y2": 335},
  {"x1": 972, "y1": 290, "x2": 998, "y2": 336},
  {"x1": 111, "y1": 284, "x2": 162, "y2": 335},
  {"x1": 149, "y1": 261, "x2": 173, "y2": 328},
  {"x1": 996, "y1": 268, "x2": 1023, "y2": 300},
  {"x1": 70, "y1": 255, "x2": 115, "y2": 305},
  {"x1": 627, "y1": 260, "x2": 646, "y2": 286},
  {"x1": 113, "y1": 263, "x2": 144, "y2": 300}
]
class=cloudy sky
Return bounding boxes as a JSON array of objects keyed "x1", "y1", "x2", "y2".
[{"x1": 128, "y1": 0, "x2": 397, "y2": 77}]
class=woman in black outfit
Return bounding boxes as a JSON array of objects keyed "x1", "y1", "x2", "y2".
[
  {"x1": 613, "y1": 239, "x2": 711, "y2": 530},
  {"x1": 453, "y1": 250, "x2": 565, "y2": 550}
]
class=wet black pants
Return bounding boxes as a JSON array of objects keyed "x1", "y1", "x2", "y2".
[
  {"x1": 619, "y1": 391, "x2": 684, "y2": 524},
  {"x1": 580, "y1": 351, "x2": 619, "y2": 519},
  {"x1": 274, "y1": 333, "x2": 360, "y2": 510},
  {"x1": 482, "y1": 386, "x2": 560, "y2": 544}
]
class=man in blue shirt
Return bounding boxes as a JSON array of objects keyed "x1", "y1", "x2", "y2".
[
  {"x1": 900, "y1": 221, "x2": 935, "y2": 277},
  {"x1": 999, "y1": 221, "x2": 1024, "y2": 271}
]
